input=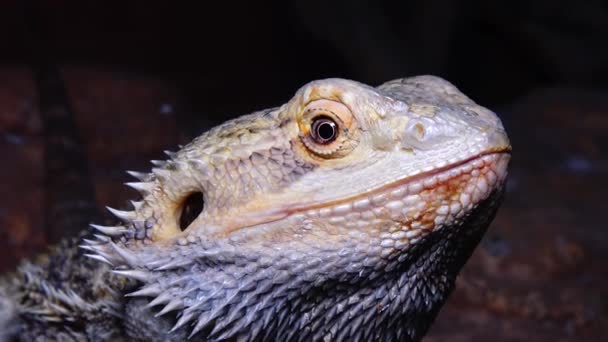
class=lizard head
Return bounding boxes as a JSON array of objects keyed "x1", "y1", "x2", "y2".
[{"x1": 85, "y1": 76, "x2": 510, "y2": 340}]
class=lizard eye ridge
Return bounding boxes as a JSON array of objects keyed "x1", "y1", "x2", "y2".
[{"x1": 310, "y1": 116, "x2": 338, "y2": 144}]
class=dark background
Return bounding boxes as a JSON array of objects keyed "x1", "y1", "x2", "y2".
[{"x1": 0, "y1": 1, "x2": 606, "y2": 340}]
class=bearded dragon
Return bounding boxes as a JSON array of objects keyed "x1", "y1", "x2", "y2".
[{"x1": 0, "y1": 76, "x2": 511, "y2": 341}]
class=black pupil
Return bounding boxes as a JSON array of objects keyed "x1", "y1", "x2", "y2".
[
  {"x1": 318, "y1": 122, "x2": 334, "y2": 139},
  {"x1": 313, "y1": 117, "x2": 337, "y2": 143},
  {"x1": 179, "y1": 192, "x2": 204, "y2": 230}
]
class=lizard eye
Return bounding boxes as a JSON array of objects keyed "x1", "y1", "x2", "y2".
[
  {"x1": 310, "y1": 116, "x2": 338, "y2": 144},
  {"x1": 299, "y1": 99, "x2": 358, "y2": 158}
]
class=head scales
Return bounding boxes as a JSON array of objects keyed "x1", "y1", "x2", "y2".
[{"x1": 82, "y1": 76, "x2": 510, "y2": 341}]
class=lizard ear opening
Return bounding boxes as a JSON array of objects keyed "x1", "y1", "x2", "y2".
[{"x1": 178, "y1": 191, "x2": 205, "y2": 231}]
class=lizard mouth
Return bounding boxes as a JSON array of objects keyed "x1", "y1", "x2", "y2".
[
  {"x1": 294, "y1": 149, "x2": 510, "y2": 212},
  {"x1": 222, "y1": 149, "x2": 511, "y2": 235}
]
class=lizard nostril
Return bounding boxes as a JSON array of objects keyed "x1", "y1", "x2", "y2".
[
  {"x1": 178, "y1": 192, "x2": 204, "y2": 231},
  {"x1": 414, "y1": 123, "x2": 426, "y2": 140}
]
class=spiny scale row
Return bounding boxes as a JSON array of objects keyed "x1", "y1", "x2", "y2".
[
  {"x1": 82, "y1": 156, "x2": 177, "y2": 252},
  {"x1": 81, "y1": 150, "x2": 205, "y2": 270}
]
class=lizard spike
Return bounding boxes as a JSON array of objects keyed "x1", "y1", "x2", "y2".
[
  {"x1": 126, "y1": 284, "x2": 163, "y2": 297},
  {"x1": 93, "y1": 234, "x2": 110, "y2": 242},
  {"x1": 90, "y1": 224, "x2": 128, "y2": 236},
  {"x1": 209, "y1": 321, "x2": 227, "y2": 338},
  {"x1": 189, "y1": 314, "x2": 213, "y2": 339},
  {"x1": 26, "y1": 307, "x2": 56, "y2": 318},
  {"x1": 130, "y1": 200, "x2": 144, "y2": 210},
  {"x1": 78, "y1": 244, "x2": 95, "y2": 252},
  {"x1": 84, "y1": 253, "x2": 113, "y2": 266},
  {"x1": 169, "y1": 311, "x2": 196, "y2": 333},
  {"x1": 112, "y1": 269, "x2": 151, "y2": 282},
  {"x1": 43, "y1": 316, "x2": 62, "y2": 323},
  {"x1": 189, "y1": 302, "x2": 231, "y2": 338},
  {"x1": 215, "y1": 327, "x2": 246, "y2": 342},
  {"x1": 126, "y1": 170, "x2": 149, "y2": 181},
  {"x1": 145, "y1": 292, "x2": 172, "y2": 308},
  {"x1": 209, "y1": 307, "x2": 242, "y2": 338},
  {"x1": 106, "y1": 207, "x2": 136, "y2": 222},
  {"x1": 150, "y1": 160, "x2": 166, "y2": 167},
  {"x1": 89, "y1": 245, "x2": 120, "y2": 264},
  {"x1": 81, "y1": 238, "x2": 101, "y2": 245},
  {"x1": 152, "y1": 168, "x2": 172, "y2": 181},
  {"x1": 144, "y1": 258, "x2": 174, "y2": 269},
  {"x1": 109, "y1": 241, "x2": 139, "y2": 267},
  {"x1": 167, "y1": 274, "x2": 196, "y2": 287},
  {"x1": 125, "y1": 182, "x2": 155, "y2": 194},
  {"x1": 155, "y1": 299, "x2": 183, "y2": 317},
  {"x1": 102, "y1": 304, "x2": 122, "y2": 318},
  {"x1": 154, "y1": 259, "x2": 192, "y2": 271},
  {"x1": 163, "y1": 150, "x2": 176, "y2": 158}
]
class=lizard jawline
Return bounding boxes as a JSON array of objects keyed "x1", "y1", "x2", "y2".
[{"x1": 221, "y1": 150, "x2": 510, "y2": 235}]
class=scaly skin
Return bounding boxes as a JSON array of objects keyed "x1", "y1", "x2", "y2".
[{"x1": 0, "y1": 76, "x2": 510, "y2": 341}]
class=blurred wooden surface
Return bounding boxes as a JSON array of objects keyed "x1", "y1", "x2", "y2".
[{"x1": 0, "y1": 67, "x2": 606, "y2": 341}]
